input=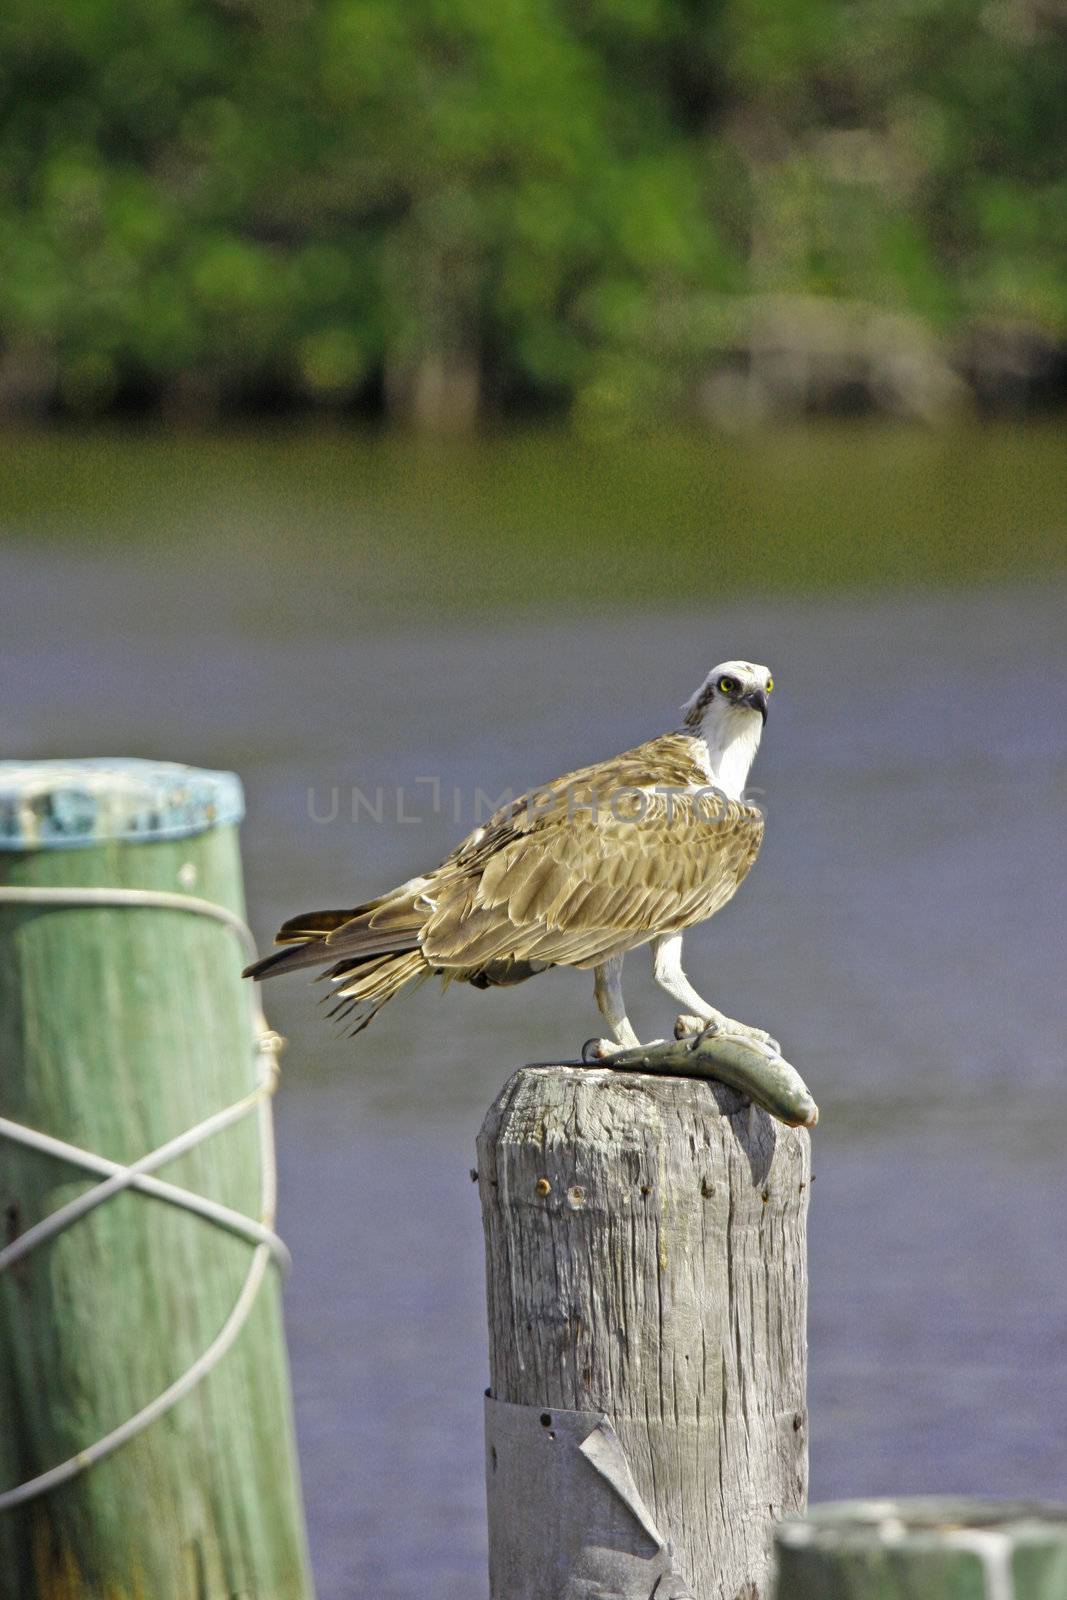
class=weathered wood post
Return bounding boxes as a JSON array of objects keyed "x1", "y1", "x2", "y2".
[
  {"x1": 478, "y1": 1062, "x2": 810, "y2": 1600},
  {"x1": 0, "y1": 760, "x2": 314, "y2": 1600},
  {"x1": 773, "y1": 1498, "x2": 1067, "y2": 1599}
]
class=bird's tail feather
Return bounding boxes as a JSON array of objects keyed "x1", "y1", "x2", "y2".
[
  {"x1": 242, "y1": 898, "x2": 422, "y2": 982},
  {"x1": 242, "y1": 899, "x2": 430, "y2": 1034},
  {"x1": 242, "y1": 941, "x2": 336, "y2": 980},
  {"x1": 323, "y1": 949, "x2": 429, "y2": 1034},
  {"x1": 275, "y1": 907, "x2": 365, "y2": 944}
]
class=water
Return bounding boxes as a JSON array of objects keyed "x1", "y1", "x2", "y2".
[{"x1": 2, "y1": 425, "x2": 1065, "y2": 1596}]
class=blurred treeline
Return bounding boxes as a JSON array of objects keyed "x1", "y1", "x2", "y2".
[{"x1": 2, "y1": 0, "x2": 1066, "y2": 428}]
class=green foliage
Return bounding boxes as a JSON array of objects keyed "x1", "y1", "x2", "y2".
[{"x1": 0, "y1": 0, "x2": 1064, "y2": 417}]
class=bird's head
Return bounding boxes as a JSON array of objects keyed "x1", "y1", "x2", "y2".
[
  {"x1": 683, "y1": 660, "x2": 775, "y2": 732},
  {"x1": 681, "y1": 659, "x2": 774, "y2": 798}
]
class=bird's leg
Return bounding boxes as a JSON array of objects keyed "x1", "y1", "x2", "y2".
[
  {"x1": 650, "y1": 933, "x2": 780, "y2": 1054},
  {"x1": 585, "y1": 957, "x2": 642, "y2": 1060}
]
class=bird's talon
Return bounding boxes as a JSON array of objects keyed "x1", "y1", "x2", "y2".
[
  {"x1": 584, "y1": 1036, "x2": 668, "y2": 1064},
  {"x1": 582, "y1": 1037, "x2": 610, "y2": 1063},
  {"x1": 709, "y1": 1019, "x2": 782, "y2": 1056},
  {"x1": 742, "y1": 1026, "x2": 781, "y2": 1055},
  {"x1": 583, "y1": 1037, "x2": 634, "y2": 1062}
]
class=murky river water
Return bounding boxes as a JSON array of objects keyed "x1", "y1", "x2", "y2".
[{"x1": 2, "y1": 424, "x2": 1065, "y2": 1596}]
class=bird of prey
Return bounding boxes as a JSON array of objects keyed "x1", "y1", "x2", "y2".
[{"x1": 244, "y1": 659, "x2": 777, "y2": 1057}]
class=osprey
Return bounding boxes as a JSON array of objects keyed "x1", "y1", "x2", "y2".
[{"x1": 244, "y1": 660, "x2": 777, "y2": 1057}]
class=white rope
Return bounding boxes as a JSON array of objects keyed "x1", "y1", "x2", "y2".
[
  {"x1": 0, "y1": 1111, "x2": 290, "y2": 1270},
  {"x1": 0, "y1": 883, "x2": 257, "y2": 937},
  {"x1": 0, "y1": 882, "x2": 287, "y2": 1511}
]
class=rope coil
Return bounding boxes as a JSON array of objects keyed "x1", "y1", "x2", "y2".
[{"x1": 0, "y1": 883, "x2": 286, "y2": 1512}]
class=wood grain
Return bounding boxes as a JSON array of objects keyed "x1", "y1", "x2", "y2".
[
  {"x1": 478, "y1": 1063, "x2": 810, "y2": 1600},
  {"x1": 0, "y1": 820, "x2": 313, "y2": 1600}
]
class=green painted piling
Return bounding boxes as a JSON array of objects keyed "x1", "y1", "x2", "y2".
[
  {"x1": 774, "y1": 1498, "x2": 1067, "y2": 1600},
  {"x1": 0, "y1": 761, "x2": 314, "y2": 1600}
]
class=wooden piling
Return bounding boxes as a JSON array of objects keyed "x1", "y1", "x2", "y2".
[
  {"x1": 477, "y1": 1062, "x2": 810, "y2": 1600},
  {"x1": 0, "y1": 760, "x2": 314, "y2": 1600},
  {"x1": 773, "y1": 1498, "x2": 1067, "y2": 1599}
]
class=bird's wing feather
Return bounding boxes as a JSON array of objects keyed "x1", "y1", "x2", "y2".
[{"x1": 422, "y1": 734, "x2": 763, "y2": 971}]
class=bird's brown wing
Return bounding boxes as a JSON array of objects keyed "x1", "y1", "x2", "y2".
[{"x1": 421, "y1": 734, "x2": 764, "y2": 972}]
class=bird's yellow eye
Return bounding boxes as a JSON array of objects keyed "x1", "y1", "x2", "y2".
[
  {"x1": 766, "y1": 677, "x2": 774, "y2": 693},
  {"x1": 718, "y1": 676, "x2": 737, "y2": 695}
]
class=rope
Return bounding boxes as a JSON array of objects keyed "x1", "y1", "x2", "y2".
[
  {"x1": 0, "y1": 1110, "x2": 289, "y2": 1270},
  {"x1": 0, "y1": 882, "x2": 286, "y2": 1511}
]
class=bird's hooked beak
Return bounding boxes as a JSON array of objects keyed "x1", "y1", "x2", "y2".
[{"x1": 740, "y1": 688, "x2": 768, "y2": 723}]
